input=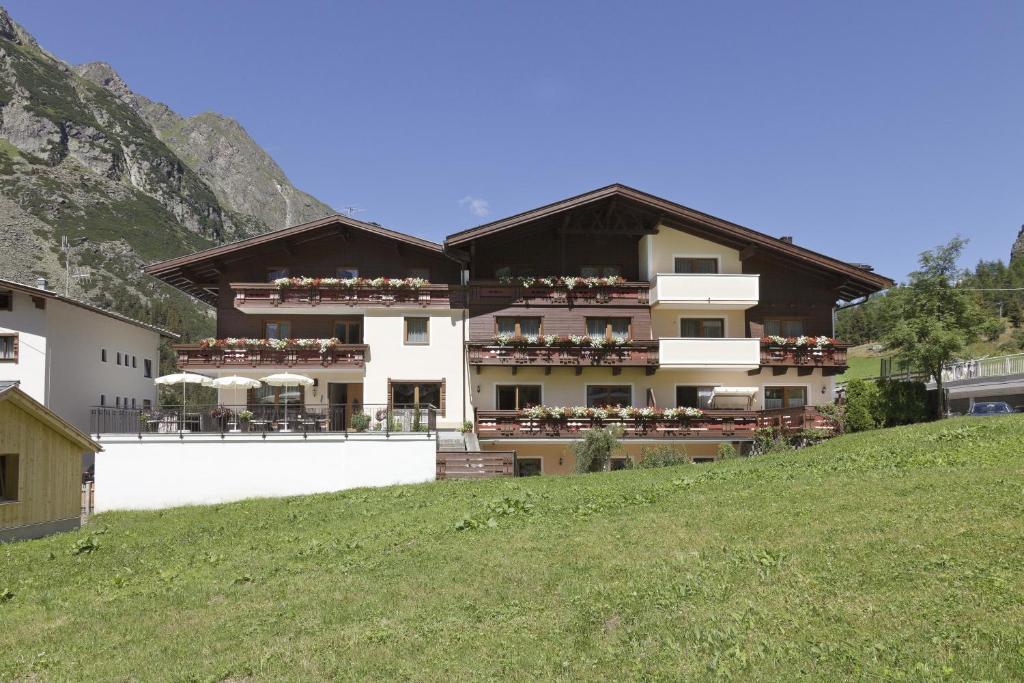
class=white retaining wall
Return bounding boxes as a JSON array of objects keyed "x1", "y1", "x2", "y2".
[{"x1": 94, "y1": 434, "x2": 437, "y2": 512}]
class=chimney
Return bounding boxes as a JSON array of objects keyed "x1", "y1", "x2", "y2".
[
  {"x1": 779, "y1": 236, "x2": 793, "y2": 244},
  {"x1": 35, "y1": 276, "x2": 49, "y2": 290}
]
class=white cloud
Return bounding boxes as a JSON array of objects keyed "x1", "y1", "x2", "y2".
[{"x1": 459, "y1": 195, "x2": 490, "y2": 218}]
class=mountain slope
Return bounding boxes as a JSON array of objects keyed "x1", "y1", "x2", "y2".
[
  {"x1": 0, "y1": 7, "x2": 334, "y2": 355},
  {"x1": 2, "y1": 416, "x2": 1023, "y2": 680}
]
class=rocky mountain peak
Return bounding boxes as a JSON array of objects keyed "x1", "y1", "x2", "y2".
[
  {"x1": 1012, "y1": 225, "x2": 1024, "y2": 264},
  {"x1": 0, "y1": 6, "x2": 34, "y2": 46},
  {"x1": 75, "y1": 62, "x2": 132, "y2": 99}
]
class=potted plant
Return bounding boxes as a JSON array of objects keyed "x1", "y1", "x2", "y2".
[
  {"x1": 350, "y1": 411, "x2": 371, "y2": 432},
  {"x1": 237, "y1": 409, "x2": 254, "y2": 432}
]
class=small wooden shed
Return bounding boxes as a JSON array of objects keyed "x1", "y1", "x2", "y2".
[{"x1": 0, "y1": 383, "x2": 100, "y2": 541}]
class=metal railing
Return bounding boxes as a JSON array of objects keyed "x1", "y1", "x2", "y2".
[
  {"x1": 90, "y1": 403, "x2": 437, "y2": 438},
  {"x1": 939, "y1": 353, "x2": 1024, "y2": 383}
]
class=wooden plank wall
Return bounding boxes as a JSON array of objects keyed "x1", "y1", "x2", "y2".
[{"x1": 0, "y1": 401, "x2": 83, "y2": 531}]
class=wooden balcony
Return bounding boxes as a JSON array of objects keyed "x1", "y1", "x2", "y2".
[
  {"x1": 758, "y1": 406, "x2": 835, "y2": 432},
  {"x1": 466, "y1": 341, "x2": 658, "y2": 373},
  {"x1": 475, "y1": 409, "x2": 760, "y2": 440},
  {"x1": 759, "y1": 343, "x2": 849, "y2": 374},
  {"x1": 466, "y1": 281, "x2": 650, "y2": 307},
  {"x1": 174, "y1": 343, "x2": 368, "y2": 369},
  {"x1": 231, "y1": 283, "x2": 457, "y2": 311}
]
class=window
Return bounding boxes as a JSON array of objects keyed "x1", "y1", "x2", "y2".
[
  {"x1": 676, "y1": 386, "x2": 715, "y2": 409},
  {"x1": 516, "y1": 458, "x2": 542, "y2": 477},
  {"x1": 115, "y1": 397, "x2": 121, "y2": 408},
  {"x1": 101, "y1": 349, "x2": 107, "y2": 363},
  {"x1": 0, "y1": 335, "x2": 16, "y2": 361},
  {"x1": 586, "y1": 317, "x2": 630, "y2": 340},
  {"x1": 674, "y1": 257, "x2": 719, "y2": 274},
  {"x1": 132, "y1": 356, "x2": 137, "y2": 369},
  {"x1": 0, "y1": 454, "x2": 18, "y2": 502},
  {"x1": 680, "y1": 318, "x2": 725, "y2": 338},
  {"x1": 404, "y1": 317, "x2": 429, "y2": 345},
  {"x1": 116, "y1": 352, "x2": 122, "y2": 366},
  {"x1": 143, "y1": 359, "x2": 153, "y2": 378},
  {"x1": 407, "y1": 267, "x2": 431, "y2": 280},
  {"x1": 0, "y1": 291, "x2": 11, "y2": 311},
  {"x1": 764, "y1": 386, "x2": 807, "y2": 410},
  {"x1": 267, "y1": 267, "x2": 289, "y2": 281},
  {"x1": 336, "y1": 266, "x2": 359, "y2": 278},
  {"x1": 580, "y1": 265, "x2": 621, "y2": 277},
  {"x1": 497, "y1": 385, "x2": 542, "y2": 410},
  {"x1": 143, "y1": 399, "x2": 152, "y2": 410},
  {"x1": 496, "y1": 317, "x2": 541, "y2": 337},
  {"x1": 586, "y1": 385, "x2": 632, "y2": 407},
  {"x1": 334, "y1": 318, "x2": 363, "y2": 344},
  {"x1": 390, "y1": 381, "x2": 443, "y2": 411},
  {"x1": 131, "y1": 398, "x2": 136, "y2": 409},
  {"x1": 264, "y1": 321, "x2": 292, "y2": 339},
  {"x1": 99, "y1": 394, "x2": 106, "y2": 407},
  {"x1": 764, "y1": 319, "x2": 806, "y2": 337}
]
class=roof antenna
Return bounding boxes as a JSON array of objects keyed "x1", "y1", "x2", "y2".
[{"x1": 341, "y1": 206, "x2": 366, "y2": 218}]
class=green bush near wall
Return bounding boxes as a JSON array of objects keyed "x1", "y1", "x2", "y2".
[{"x1": 843, "y1": 377, "x2": 930, "y2": 432}]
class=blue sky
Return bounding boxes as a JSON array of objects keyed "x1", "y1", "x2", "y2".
[{"x1": 8, "y1": 1, "x2": 1024, "y2": 281}]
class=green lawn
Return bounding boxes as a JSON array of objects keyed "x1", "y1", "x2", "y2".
[{"x1": 4, "y1": 417, "x2": 1024, "y2": 681}]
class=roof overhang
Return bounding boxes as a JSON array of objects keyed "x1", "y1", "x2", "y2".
[
  {"x1": 445, "y1": 184, "x2": 893, "y2": 299},
  {"x1": 145, "y1": 214, "x2": 451, "y2": 305},
  {"x1": 0, "y1": 385, "x2": 102, "y2": 452}
]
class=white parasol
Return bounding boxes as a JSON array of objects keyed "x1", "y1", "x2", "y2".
[{"x1": 260, "y1": 373, "x2": 314, "y2": 432}]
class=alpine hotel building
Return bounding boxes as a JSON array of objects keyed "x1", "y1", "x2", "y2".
[{"x1": 146, "y1": 185, "x2": 892, "y2": 475}]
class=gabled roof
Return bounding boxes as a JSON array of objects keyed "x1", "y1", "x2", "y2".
[
  {"x1": 0, "y1": 384, "x2": 101, "y2": 452},
  {"x1": 445, "y1": 184, "x2": 894, "y2": 297},
  {"x1": 0, "y1": 278, "x2": 178, "y2": 338},
  {"x1": 145, "y1": 214, "x2": 449, "y2": 304}
]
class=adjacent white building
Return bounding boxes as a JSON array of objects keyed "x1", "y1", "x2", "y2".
[{"x1": 0, "y1": 278, "x2": 174, "y2": 435}]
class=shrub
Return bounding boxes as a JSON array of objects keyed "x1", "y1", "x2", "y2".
[
  {"x1": 635, "y1": 444, "x2": 689, "y2": 468},
  {"x1": 350, "y1": 412, "x2": 370, "y2": 432},
  {"x1": 844, "y1": 378, "x2": 881, "y2": 432},
  {"x1": 980, "y1": 317, "x2": 1006, "y2": 342},
  {"x1": 875, "y1": 379, "x2": 930, "y2": 426},
  {"x1": 458, "y1": 420, "x2": 474, "y2": 434},
  {"x1": 572, "y1": 427, "x2": 622, "y2": 473},
  {"x1": 717, "y1": 442, "x2": 738, "y2": 459}
]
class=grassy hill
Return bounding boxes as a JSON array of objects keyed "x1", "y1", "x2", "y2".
[{"x1": 3, "y1": 417, "x2": 1024, "y2": 681}]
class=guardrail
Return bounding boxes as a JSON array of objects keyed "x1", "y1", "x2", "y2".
[
  {"x1": 90, "y1": 403, "x2": 437, "y2": 437},
  {"x1": 232, "y1": 283, "x2": 457, "y2": 309},
  {"x1": 940, "y1": 353, "x2": 1024, "y2": 383},
  {"x1": 475, "y1": 409, "x2": 761, "y2": 440},
  {"x1": 466, "y1": 341, "x2": 658, "y2": 369},
  {"x1": 466, "y1": 281, "x2": 650, "y2": 306}
]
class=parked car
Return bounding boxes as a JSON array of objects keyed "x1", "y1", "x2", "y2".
[{"x1": 967, "y1": 402, "x2": 1013, "y2": 416}]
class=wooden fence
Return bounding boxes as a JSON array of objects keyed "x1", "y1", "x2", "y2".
[{"x1": 437, "y1": 451, "x2": 516, "y2": 480}]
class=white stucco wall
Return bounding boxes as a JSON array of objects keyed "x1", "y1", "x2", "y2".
[
  {"x1": 0, "y1": 289, "x2": 48, "y2": 403},
  {"x1": 640, "y1": 226, "x2": 744, "y2": 279},
  {"x1": 47, "y1": 299, "x2": 160, "y2": 433},
  {"x1": 362, "y1": 309, "x2": 469, "y2": 428},
  {"x1": 94, "y1": 434, "x2": 437, "y2": 511}
]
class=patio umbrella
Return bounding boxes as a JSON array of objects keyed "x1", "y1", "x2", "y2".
[
  {"x1": 208, "y1": 375, "x2": 262, "y2": 408},
  {"x1": 260, "y1": 373, "x2": 314, "y2": 432},
  {"x1": 153, "y1": 372, "x2": 213, "y2": 406}
]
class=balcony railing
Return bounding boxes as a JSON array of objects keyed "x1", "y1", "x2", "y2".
[
  {"x1": 659, "y1": 338, "x2": 761, "y2": 369},
  {"x1": 232, "y1": 282, "x2": 457, "y2": 309},
  {"x1": 466, "y1": 280, "x2": 650, "y2": 307},
  {"x1": 174, "y1": 343, "x2": 368, "y2": 369},
  {"x1": 475, "y1": 409, "x2": 761, "y2": 440},
  {"x1": 90, "y1": 403, "x2": 436, "y2": 436},
  {"x1": 760, "y1": 343, "x2": 849, "y2": 369},
  {"x1": 650, "y1": 273, "x2": 759, "y2": 309},
  {"x1": 466, "y1": 341, "x2": 659, "y2": 369},
  {"x1": 475, "y1": 406, "x2": 833, "y2": 440}
]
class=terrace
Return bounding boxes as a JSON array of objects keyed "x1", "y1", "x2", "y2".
[
  {"x1": 466, "y1": 278, "x2": 650, "y2": 307},
  {"x1": 759, "y1": 340, "x2": 849, "y2": 372},
  {"x1": 466, "y1": 339, "x2": 658, "y2": 373},
  {"x1": 474, "y1": 405, "x2": 832, "y2": 440},
  {"x1": 232, "y1": 280, "x2": 457, "y2": 312},
  {"x1": 174, "y1": 342, "x2": 368, "y2": 370}
]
